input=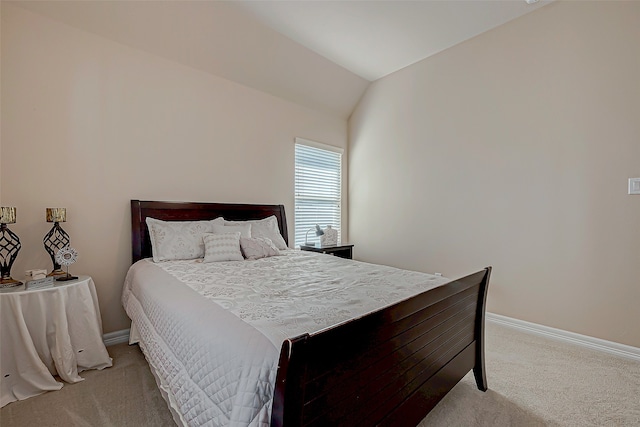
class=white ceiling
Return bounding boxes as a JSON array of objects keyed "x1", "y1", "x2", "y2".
[
  {"x1": 8, "y1": 0, "x2": 550, "y2": 118},
  {"x1": 236, "y1": 1, "x2": 549, "y2": 81}
]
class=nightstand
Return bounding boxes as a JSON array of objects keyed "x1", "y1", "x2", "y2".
[
  {"x1": 0, "y1": 275, "x2": 113, "y2": 407},
  {"x1": 300, "y1": 243, "x2": 354, "y2": 259}
]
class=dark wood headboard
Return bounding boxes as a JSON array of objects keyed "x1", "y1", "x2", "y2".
[{"x1": 131, "y1": 200, "x2": 288, "y2": 263}]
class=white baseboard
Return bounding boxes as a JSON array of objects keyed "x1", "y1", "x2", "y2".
[
  {"x1": 102, "y1": 317, "x2": 640, "y2": 362},
  {"x1": 486, "y1": 312, "x2": 640, "y2": 362},
  {"x1": 103, "y1": 329, "x2": 130, "y2": 346}
]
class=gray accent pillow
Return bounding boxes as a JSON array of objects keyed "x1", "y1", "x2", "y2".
[
  {"x1": 203, "y1": 232, "x2": 244, "y2": 262},
  {"x1": 240, "y1": 237, "x2": 280, "y2": 260}
]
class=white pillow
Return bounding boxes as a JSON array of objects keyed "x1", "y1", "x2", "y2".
[
  {"x1": 224, "y1": 216, "x2": 288, "y2": 250},
  {"x1": 211, "y1": 223, "x2": 252, "y2": 238},
  {"x1": 203, "y1": 232, "x2": 244, "y2": 262},
  {"x1": 146, "y1": 217, "x2": 224, "y2": 262},
  {"x1": 240, "y1": 237, "x2": 281, "y2": 260}
]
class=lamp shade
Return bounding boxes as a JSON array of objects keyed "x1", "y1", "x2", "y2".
[
  {"x1": 46, "y1": 208, "x2": 67, "y2": 223},
  {"x1": 0, "y1": 207, "x2": 17, "y2": 224}
]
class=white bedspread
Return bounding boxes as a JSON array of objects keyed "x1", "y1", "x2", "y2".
[{"x1": 121, "y1": 250, "x2": 448, "y2": 427}]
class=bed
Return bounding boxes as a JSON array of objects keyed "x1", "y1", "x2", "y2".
[{"x1": 124, "y1": 199, "x2": 491, "y2": 427}]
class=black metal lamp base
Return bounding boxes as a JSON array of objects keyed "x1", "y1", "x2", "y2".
[
  {"x1": 43, "y1": 222, "x2": 70, "y2": 276},
  {"x1": 47, "y1": 269, "x2": 66, "y2": 277},
  {"x1": 55, "y1": 274, "x2": 78, "y2": 282},
  {"x1": 1, "y1": 223, "x2": 22, "y2": 288},
  {"x1": 0, "y1": 277, "x2": 23, "y2": 288}
]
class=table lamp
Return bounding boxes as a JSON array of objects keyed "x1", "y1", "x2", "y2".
[
  {"x1": 304, "y1": 224, "x2": 324, "y2": 246},
  {"x1": 43, "y1": 208, "x2": 70, "y2": 277},
  {"x1": 0, "y1": 207, "x2": 23, "y2": 287}
]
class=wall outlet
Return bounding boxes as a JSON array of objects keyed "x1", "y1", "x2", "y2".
[{"x1": 629, "y1": 178, "x2": 640, "y2": 195}]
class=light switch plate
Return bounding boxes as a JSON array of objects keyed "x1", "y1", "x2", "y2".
[{"x1": 629, "y1": 178, "x2": 640, "y2": 195}]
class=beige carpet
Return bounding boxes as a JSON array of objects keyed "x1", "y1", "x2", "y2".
[
  {"x1": 1, "y1": 322, "x2": 638, "y2": 426},
  {"x1": 0, "y1": 344, "x2": 175, "y2": 427},
  {"x1": 421, "y1": 323, "x2": 640, "y2": 426}
]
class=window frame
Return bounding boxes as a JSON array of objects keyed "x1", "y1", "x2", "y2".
[{"x1": 294, "y1": 137, "x2": 344, "y2": 248}]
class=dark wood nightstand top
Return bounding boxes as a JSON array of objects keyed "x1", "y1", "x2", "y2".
[{"x1": 300, "y1": 243, "x2": 354, "y2": 259}]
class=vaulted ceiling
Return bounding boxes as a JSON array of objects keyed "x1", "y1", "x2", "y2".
[{"x1": 8, "y1": 1, "x2": 549, "y2": 118}]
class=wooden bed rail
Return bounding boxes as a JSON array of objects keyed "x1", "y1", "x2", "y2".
[{"x1": 271, "y1": 267, "x2": 492, "y2": 427}]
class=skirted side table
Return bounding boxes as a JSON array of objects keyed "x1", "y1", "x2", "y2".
[{"x1": 0, "y1": 275, "x2": 113, "y2": 407}]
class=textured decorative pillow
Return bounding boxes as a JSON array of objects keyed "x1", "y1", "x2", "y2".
[
  {"x1": 211, "y1": 223, "x2": 252, "y2": 239},
  {"x1": 224, "y1": 216, "x2": 288, "y2": 250},
  {"x1": 240, "y1": 237, "x2": 281, "y2": 260},
  {"x1": 203, "y1": 232, "x2": 244, "y2": 262},
  {"x1": 146, "y1": 217, "x2": 224, "y2": 262}
]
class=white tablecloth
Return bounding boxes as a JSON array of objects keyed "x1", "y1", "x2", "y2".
[{"x1": 0, "y1": 276, "x2": 113, "y2": 407}]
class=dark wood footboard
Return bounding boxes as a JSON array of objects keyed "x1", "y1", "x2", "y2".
[{"x1": 271, "y1": 267, "x2": 491, "y2": 427}]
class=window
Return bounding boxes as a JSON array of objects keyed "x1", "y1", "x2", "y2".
[{"x1": 294, "y1": 138, "x2": 343, "y2": 248}]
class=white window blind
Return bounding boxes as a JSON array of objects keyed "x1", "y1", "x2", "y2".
[{"x1": 294, "y1": 140, "x2": 342, "y2": 248}]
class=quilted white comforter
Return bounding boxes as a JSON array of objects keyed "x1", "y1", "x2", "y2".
[{"x1": 121, "y1": 250, "x2": 448, "y2": 427}]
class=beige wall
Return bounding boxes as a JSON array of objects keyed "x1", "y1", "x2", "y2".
[
  {"x1": 349, "y1": 1, "x2": 640, "y2": 347},
  {"x1": 1, "y1": 5, "x2": 348, "y2": 333}
]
